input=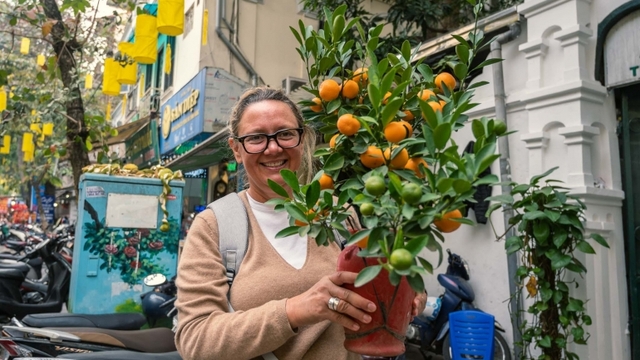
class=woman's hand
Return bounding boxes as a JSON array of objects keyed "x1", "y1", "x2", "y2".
[
  {"x1": 412, "y1": 290, "x2": 428, "y2": 317},
  {"x1": 285, "y1": 271, "x2": 377, "y2": 331}
]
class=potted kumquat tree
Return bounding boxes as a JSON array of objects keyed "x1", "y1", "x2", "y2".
[{"x1": 268, "y1": 1, "x2": 505, "y2": 356}]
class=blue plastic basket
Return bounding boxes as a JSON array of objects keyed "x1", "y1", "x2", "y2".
[{"x1": 448, "y1": 310, "x2": 495, "y2": 359}]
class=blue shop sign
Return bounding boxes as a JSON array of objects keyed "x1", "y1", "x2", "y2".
[{"x1": 159, "y1": 69, "x2": 207, "y2": 154}]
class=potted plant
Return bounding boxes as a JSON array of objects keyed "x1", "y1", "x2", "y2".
[
  {"x1": 268, "y1": 1, "x2": 504, "y2": 356},
  {"x1": 486, "y1": 167, "x2": 608, "y2": 360}
]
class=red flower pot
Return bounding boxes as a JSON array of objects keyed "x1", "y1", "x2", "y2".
[{"x1": 337, "y1": 245, "x2": 415, "y2": 357}]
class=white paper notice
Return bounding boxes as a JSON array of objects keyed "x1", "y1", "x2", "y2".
[{"x1": 105, "y1": 193, "x2": 158, "y2": 229}]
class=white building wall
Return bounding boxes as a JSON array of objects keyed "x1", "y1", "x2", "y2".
[{"x1": 440, "y1": 0, "x2": 632, "y2": 358}]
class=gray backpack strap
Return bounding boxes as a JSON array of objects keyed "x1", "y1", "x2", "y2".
[
  {"x1": 207, "y1": 193, "x2": 249, "y2": 296},
  {"x1": 208, "y1": 192, "x2": 279, "y2": 360}
]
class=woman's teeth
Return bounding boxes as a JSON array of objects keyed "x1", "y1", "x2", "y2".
[{"x1": 263, "y1": 160, "x2": 286, "y2": 167}]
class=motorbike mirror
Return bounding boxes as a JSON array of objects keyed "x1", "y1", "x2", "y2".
[{"x1": 144, "y1": 273, "x2": 167, "y2": 287}]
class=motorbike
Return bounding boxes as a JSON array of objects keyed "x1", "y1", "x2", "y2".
[
  {"x1": 404, "y1": 249, "x2": 512, "y2": 360},
  {"x1": 0, "y1": 233, "x2": 73, "y2": 321},
  {"x1": 0, "y1": 274, "x2": 178, "y2": 359}
]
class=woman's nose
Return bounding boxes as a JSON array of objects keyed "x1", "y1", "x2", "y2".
[{"x1": 263, "y1": 138, "x2": 283, "y2": 154}]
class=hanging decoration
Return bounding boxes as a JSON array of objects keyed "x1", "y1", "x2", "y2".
[
  {"x1": 133, "y1": 14, "x2": 158, "y2": 64},
  {"x1": 20, "y1": 38, "x2": 30, "y2": 54},
  {"x1": 106, "y1": 100, "x2": 111, "y2": 121},
  {"x1": 0, "y1": 89, "x2": 6, "y2": 112},
  {"x1": 202, "y1": 9, "x2": 208, "y2": 46},
  {"x1": 43, "y1": 123, "x2": 53, "y2": 136},
  {"x1": 9, "y1": 87, "x2": 14, "y2": 99},
  {"x1": 102, "y1": 58, "x2": 121, "y2": 96},
  {"x1": 22, "y1": 133, "x2": 34, "y2": 152},
  {"x1": 23, "y1": 148, "x2": 34, "y2": 162},
  {"x1": 157, "y1": 0, "x2": 184, "y2": 36},
  {"x1": 85, "y1": 74, "x2": 93, "y2": 89},
  {"x1": 164, "y1": 43, "x2": 172, "y2": 74},
  {"x1": 37, "y1": 54, "x2": 45, "y2": 66},
  {"x1": 139, "y1": 73, "x2": 145, "y2": 98},
  {"x1": 117, "y1": 42, "x2": 138, "y2": 85},
  {"x1": 0, "y1": 135, "x2": 10, "y2": 154}
]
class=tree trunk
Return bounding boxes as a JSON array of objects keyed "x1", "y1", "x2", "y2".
[
  {"x1": 40, "y1": 0, "x2": 90, "y2": 191},
  {"x1": 539, "y1": 255, "x2": 562, "y2": 360}
]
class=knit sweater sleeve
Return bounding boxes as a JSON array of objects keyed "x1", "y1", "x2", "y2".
[{"x1": 174, "y1": 210, "x2": 297, "y2": 360}]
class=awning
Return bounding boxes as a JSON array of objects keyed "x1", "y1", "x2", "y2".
[
  {"x1": 106, "y1": 117, "x2": 151, "y2": 145},
  {"x1": 163, "y1": 129, "x2": 232, "y2": 172}
]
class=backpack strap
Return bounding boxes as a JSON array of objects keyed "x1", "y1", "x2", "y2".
[
  {"x1": 207, "y1": 193, "x2": 249, "y2": 298},
  {"x1": 207, "y1": 192, "x2": 278, "y2": 360}
]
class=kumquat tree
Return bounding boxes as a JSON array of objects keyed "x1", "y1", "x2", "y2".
[{"x1": 269, "y1": 0, "x2": 505, "y2": 293}]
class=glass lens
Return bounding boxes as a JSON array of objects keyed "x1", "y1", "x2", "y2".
[
  {"x1": 239, "y1": 128, "x2": 302, "y2": 153},
  {"x1": 276, "y1": 129, "x2": 300, "y2": 147}
]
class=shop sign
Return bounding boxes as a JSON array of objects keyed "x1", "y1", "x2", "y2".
[
  {"x1": 126, "y1": 119, "x2": 160, "y2": 169},
  {"x1": 184, "y1": 168, "x2": 208, "y2": 179},
  {"x1": 605, "y1": 10, "x2": 640, "y2": 87},
  {"x1": 159, "y1": 69, "x2": 207, "y2": 154},
  {"x1": 159, "y1": 67, "x2": 249, "y2": 155}
]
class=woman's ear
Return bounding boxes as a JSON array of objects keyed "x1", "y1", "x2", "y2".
[{"x1": 228, "y1": 137, "x2": 243, "y2": 164}]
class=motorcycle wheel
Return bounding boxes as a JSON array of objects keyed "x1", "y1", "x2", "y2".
[{"x1": 442, "y1": 331, "x2": 512, "y2": 360}]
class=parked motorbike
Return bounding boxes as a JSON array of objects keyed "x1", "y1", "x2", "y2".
[
  {"x1": 0, "y1": 274, "x2": 178, "y2": 359},
  {"x1": 404, "y1": 249, "x2": 512, "y2": 360},
  {"x1": 0, "y1": 234, "x2": 72, "y2": 320}
]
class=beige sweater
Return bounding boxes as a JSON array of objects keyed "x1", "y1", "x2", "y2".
[{"x1": 175, "y1": 191, "x2": 359, "y2": 360}]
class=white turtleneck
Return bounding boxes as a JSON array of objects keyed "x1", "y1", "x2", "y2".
[{"x1": 246, "y1": 193, "x2": 308, "y2": 269}]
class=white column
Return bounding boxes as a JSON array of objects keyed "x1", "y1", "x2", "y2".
[
  {"x1": 554, "y1": 24, "x2": 593, "y2": 83},
  {"x1": 519, "y1": 39, "x2": 549, "y2": 90},
  {"x1": 521, "y1": 132, "x2": 549, "y2": 176},
  {"x1": 558, "y1": 125, "x2": 599, "y2": 187}
]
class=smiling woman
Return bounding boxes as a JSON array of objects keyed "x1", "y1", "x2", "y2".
[{"x1": 174, "y1": 87, "x2": 427, "y2": 360}]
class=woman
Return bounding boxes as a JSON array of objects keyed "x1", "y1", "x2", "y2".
[{"x1": 175, "y1": 87, "x2": 426, "y2": 360}]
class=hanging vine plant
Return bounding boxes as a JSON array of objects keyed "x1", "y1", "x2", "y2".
[{"x1": 487, "y1": 167, "x2": 609, "y2": 360}]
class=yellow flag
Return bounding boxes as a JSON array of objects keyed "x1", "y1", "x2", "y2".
[
  {"x1": 0, "y1": 135, "x2": 10, "y2": 154},
  {"x1": 139, "y1": 73, "x2": 145, "y2": 98},
  {"x1": 106, "y1": 100, "x2": 111, "y2": 121},
  {"x1": 0, "y1": 90, "x2": 6, "y2": 112},
  {"x1": 24, "y1": 148, "x2": 34, "y2": 162},
  {"x1": 85, "y1": 74, "x2": 93, "y2": 89},
  {"x1": 37, "y1": 54, "x2": 45, "y2": 66},
  {"x1": 164, "y1": 43, "x2": 172, "y2": 74},
  {"x1": 20, "y1": 38, "x2": 30, "y2": 54},
  {"x1": 202, "y1": 9, "x2": 208, "y2": 46},
  {"x1": 43, "y1": 123, "x2": 53, "y2": 136},
  {"x1": 30, "y1": 123, "x2": 41, "y2": 133},
  {"x1": 22, "y1": 133, "x2": 34, "y2": 152}
]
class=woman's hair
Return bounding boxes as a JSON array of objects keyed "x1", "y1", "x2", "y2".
[{"x1": 228, "y1": 86, "x2": 316, "y2": 184}]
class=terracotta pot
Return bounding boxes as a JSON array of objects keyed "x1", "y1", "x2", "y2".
[{"x1": 337, "y1": 245, "x2": 414, "y2": 357}]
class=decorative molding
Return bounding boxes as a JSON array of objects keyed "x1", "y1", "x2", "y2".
[
  {"x1": 518, "y1": 0, "x2": 572, "y2": 17},
  {"x1": 554, "y1": 24, "x2": 593, "y2": 46},
  {"x1": 569, "y1": 186, "x2": 625, "y2": 207},
  {"x1": 519, "y1": 38, "x2": 549, "y2": 59},
  {"x1": 521, "y1": 132, "x2": 549, "y2": 149},
  {"x1": 523, "y1": 80, "x2": 608, "y2": 110},
  {"x1": 558, "y1": 125, "x2": 600, "y2": 145}
]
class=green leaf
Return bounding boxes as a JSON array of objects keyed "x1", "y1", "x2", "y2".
[
  {"x1": 354, "y1": 265, "x2": 382, "y2": 287},
  {"x1": 523, "y1": 211, "x2": 547, "y2": 220},
  {"x1": 305, "y1": 181, "x2": 320, "y2": 209},
  {"x1": 324, "y1": 153, "x2": 345, "y2": 171},
  {"x1": 381, "y1": 98, "x2": 404, "y2": 127},
  {"x1": 405, "y1": 235, "x2": 429, "y2": 257},
  {"x1": 471, "y1": 119, "x2": 485, "y2": 139},
  {"x1": 453, "y1": 63, "x2": 468, "y2": 81},
  {"x1": 436, "y1": 178, "x2": 454, "y2": 193},
  {"x1": 452, "y1": 179, "x2": 472, "y2": 193},
  {"x1": 577, "y1": 240, "x2": 596, "y2": 254},
  {"x1": 590, "y1": 233, "x2": 609, "y2": 248},
  {"x1": 49, "y1": 176, "x2": 63, "y2": 188},
  {"x1": 456, "y1": 44, "x2": 470, "y2": 64},
  {"x1": 407, "y1": 273, "x2": 425, "y2": 293},
  {"x1": 538, "y1": 336, "x2": 552, "y2": 348},
  {"x1": 346, "y1": 228, "x2": 372, "y2": 246},
  {"x1": 433, "y1": 123, "x2": 452, "y2": 150},
  {"x1": 551, "y1": 255, "x2": 573, "y2": 270},
  {"x1": 530, "y1": 167, "x2": 558, "y2": 185},
  {"x1": 280, "y1": 169, "x2": 300, "y2": 193},
  {"x1": 284, "y1": 202, "x2": 307, "y2": 224},
  {"x1": 566, "y1": 298, "x2": 584, "y2": 312},
  {"x1": 85, "y1": 138, "x2": 93, "y2": 151},
  {"x1": 275, "y1": 226, "x2": 303, "y2": 238}
]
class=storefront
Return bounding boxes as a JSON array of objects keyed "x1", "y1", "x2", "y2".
[
  {"x1": 159, "y1": 67, "x2": 248, "y2": 214},
  {"x1": 595, "y1": 2, "x2": 640, "y2": 357}
]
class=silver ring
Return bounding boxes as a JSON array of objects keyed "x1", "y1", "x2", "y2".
[{"x1": 327, "y1": 296, "x2": 340, "y2": 311}]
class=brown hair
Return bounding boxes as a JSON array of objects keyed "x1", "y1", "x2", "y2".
[{"x1": 228, "y1": 87, "x2": 315, "y2": 184}]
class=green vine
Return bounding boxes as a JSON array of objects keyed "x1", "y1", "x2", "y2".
[{"x1": 487, "y1": 167, "x2": 609, "y2": 360}]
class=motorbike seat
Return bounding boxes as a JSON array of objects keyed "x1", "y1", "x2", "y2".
[
  {"x1": 0, "y1": 267, "x2": 27, "y2": 280},
  {"x1": 60, "y1": 350, "x2": 182, "y2": 359},
  {"x1": 0, "y1": 261, "x2": 29, "y2": 273},
  {"x1": 23, "y1": 313, "x2": 147, "y2": 331},
  {"x1": 51, "y1": 327, "x2": 177, "y2": 353}
]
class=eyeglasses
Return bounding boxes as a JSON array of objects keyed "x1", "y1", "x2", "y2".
[{"x1": 235, "y1": 128, "x2": 304, "y2": 154}]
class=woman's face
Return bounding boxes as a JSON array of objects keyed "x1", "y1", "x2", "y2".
[{"x1": 229, "y1": 100, "x2": 304, "y2": 203}]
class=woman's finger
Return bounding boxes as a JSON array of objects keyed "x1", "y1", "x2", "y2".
[{"x1": 328, "y1": 294, "x2": 373, "y2": 324}]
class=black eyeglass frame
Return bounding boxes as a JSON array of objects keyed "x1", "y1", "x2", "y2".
[{"x1": 234, "y1": 128, "x2": 304, "y2": 154}]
